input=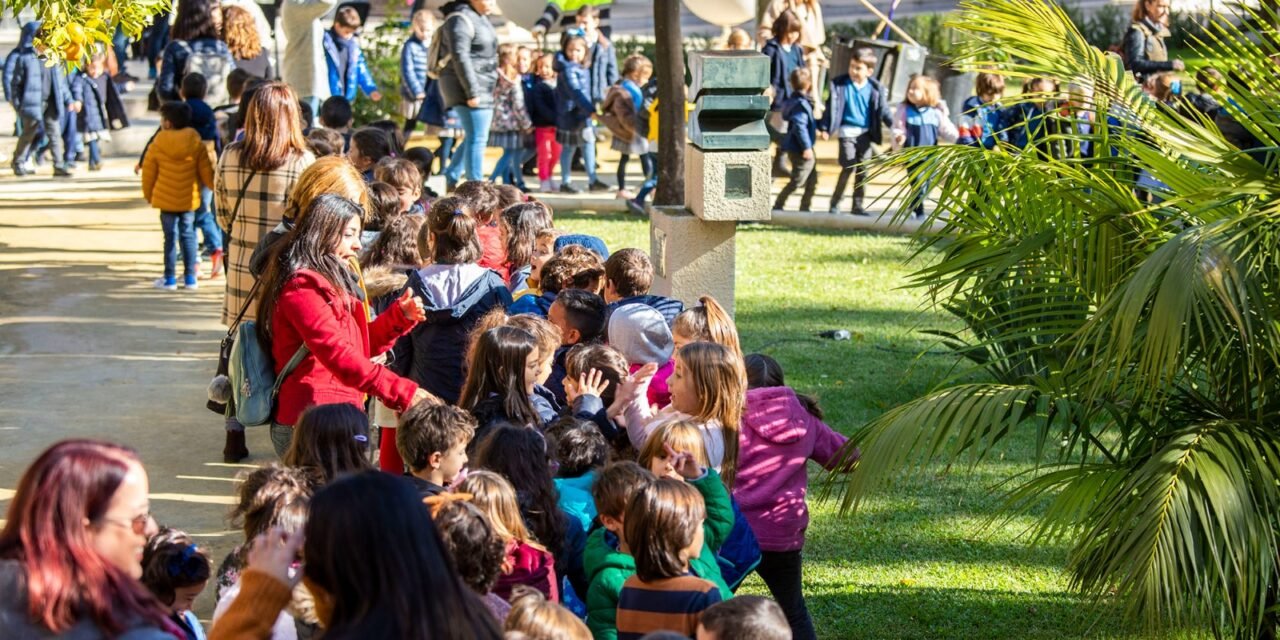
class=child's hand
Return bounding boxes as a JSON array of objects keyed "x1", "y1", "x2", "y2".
[
  {"x1": 819, "y1": 131, "x2": 830, "y2": 141},
  {"x1": 246, "y1": 527, "x2": 303, "y2": 588},
  {"x1": 607, "y1": 362, "x2": 658, "y2": 418},
  {"x1": 664, "y1": 444, "x2": 704, "y2": 481},
  {"x1": 894, "y1": 134, "x2": 906, "y2": 147},
  {"x1": 578, "y1": 368, "x2": 610, "y2": 398},
  {"x1": 416, "y1": 93, "x2": 426, "y2": 100},
  {"x1": 397, "y1": 289, "x2": 426, "y2": 322},
  {"x1": 802, "y1": 149, "x2": 814, "y2": 161}
]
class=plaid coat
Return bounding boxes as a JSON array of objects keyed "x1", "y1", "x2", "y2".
[{"x1": 215, "y1": 143, "x2": 316, "y2": 326}]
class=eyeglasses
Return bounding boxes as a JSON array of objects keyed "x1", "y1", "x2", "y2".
[{"x1": 98, "y1": 512, "x2": 152, "y2": 536}]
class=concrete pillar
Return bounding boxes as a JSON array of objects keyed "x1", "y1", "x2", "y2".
[{"x1": 649, "y1": 205, "x2": 739, "y2": 314}]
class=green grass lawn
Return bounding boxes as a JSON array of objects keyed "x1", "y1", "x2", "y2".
[{"x1": 557, "y1": 211, "x2": 1205, "y2": 640}]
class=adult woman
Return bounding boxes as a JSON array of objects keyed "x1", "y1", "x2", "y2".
[
  {"x1": 223, "y1": 5, "x2": 273, "y2": 80},
  {"x1": 209, "y1": 470, "x2": 503, "y2": 640},
  {"x1": 256, "y1": 195, "x2": 432, "y2": 457},
  {"x1": 758, "y1": 0, "x2": 826, "y2": 112},
  {"x1": 1124, "y1": 0, "x2": 1184, "y2": 83},
  {"x1": 248, "y1": 156, "x2": 371, "y2": 278},
  {"x1": 155, "y1": 0, "x2": 235, "y2": 102},
  {"x1": 281, "y1": 0, "x2": 338, "y2": 112},
  {"x1": 0, "y1": 440, "x2": 176, "y2": 638},
  {"x1": 438, "y1": 0, "x2": 499, "y2": 185}
]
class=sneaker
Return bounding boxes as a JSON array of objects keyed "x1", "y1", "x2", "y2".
[
  {"x1": 626, "y1": 199, "x2": 646, "y2": 216},
  {"x1": 588, "y1": 180, "x2": 612, "y2": 193},
  {"x1": 560, "y1": 183, "x2": 582, "y2": 194},
  {"x1": 615, "y1": 189, "x2": 634, "y2": 200},
  {"x1": 53, "y1": 166, "x2": 73, "y2": 178},
  {"x1": 88, "y1": 162, "x2": 102, "y2": 172},
  {"x1": 851, "y1": 207, "x2": 870, "y2": 216},
  {"x1": 154, "y1": 277, "x2": 178, "y2": 290},
  {"x1": 183, "y1": 275, "x2": 199, "y2": 289},
  {"x1": 539, "y1": 179, "x2": 553, "y2": 193},
  {"x1": 11, "y1": 164, "x2": 29, "y2": 177}
]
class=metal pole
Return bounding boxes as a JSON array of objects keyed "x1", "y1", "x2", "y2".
[{"x1": 654, "y1": 0, "x2": 685, "y2": 207}]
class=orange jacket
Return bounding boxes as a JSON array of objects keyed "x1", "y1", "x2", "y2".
[{"x1": 141, "y1": 127, "x2": 214, "y2": 212}]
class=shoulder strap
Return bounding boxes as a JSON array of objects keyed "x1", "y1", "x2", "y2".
[
  {"x1": 272, "y1": 345, "x2": 310, "y2": 395},
  {"x1": 224, "y1": 277, "x2": 263, "y2": 338},
  {"x1": 226, "y1": 168, "x2": 258, "y2": 230}
]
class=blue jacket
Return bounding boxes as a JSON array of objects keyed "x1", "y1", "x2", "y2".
[
  {"x1": 186, "y1": 98, "x2": 219, "y2": 146},
  {"x1": 157, "y1": 38, "x2": 234, "y2": 102},
  {"x1": 554, "y1": 56, "x2": 594, "y2": 132},
  {"x1": 323, "y1": 29, "x2": 378, "y2": 102},
  {"x1": 72, "y1": 72, "x2": 108, "y2": 134},
  {"x1": 509, "y1": 290, "x2": 556, "y2": 317},
  {"x1": 1004, "y1": 101, "x2": 1049, "y2": 150},
  {"x1": 5, "y1": 22, "x2": 43, "y2": 119},
  {"x1": 528, "y1": 77, "x2": 558, "y2": 128},
  {"x1": 956, "y1": 95, "x2": 1007, "y2": 149},
  {"x1": 818, "y1": 74, "x2": 883, "y2": 145},
  {"x1": 762, "y1": 38, "x2": 804, "y2": 112},
  {"x1": 587, "y1": 38, "x2": 619, "y2": 105},
  {"x1": 606, "y1": 294, "x2": 684, "y2": 327},
  {"x1": 390, "y1": 266, "x2": 513, "y2": 405},
  {"x1": 556, "y1": 471, "x2": 598, "y2": 539},
  {"x1": 400, "y1": 33, "x2": 429, "y2": 100},
  {"x1": 780, "y1": 94, "x2": 817, "y2": 153}
]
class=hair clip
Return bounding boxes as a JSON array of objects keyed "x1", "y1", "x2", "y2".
[
  {"x1": 453, "y1": 209, "x2": 465, "y2": 217},
  {"x1": 166, "y1": 544, "x2": 200, "y2": 578},
  {"x1": 354, "y1": 434, "x2": 369, "y2": 443},
  {"x1": 423, "y1": 491, "x2": 474, "y2": 517}
]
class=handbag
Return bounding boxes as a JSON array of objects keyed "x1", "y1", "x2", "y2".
[{"x1": 205, "y1": 169, "x2": 258, "y2": 416}]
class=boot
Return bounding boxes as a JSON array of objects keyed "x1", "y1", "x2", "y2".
[{"x1": 223, "y1": 429, "x2": 249, "y2": 463}]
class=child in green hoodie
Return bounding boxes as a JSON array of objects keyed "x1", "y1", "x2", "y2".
[{"x1": 582, "y1": 456, "x2": 735, "y2": 640}]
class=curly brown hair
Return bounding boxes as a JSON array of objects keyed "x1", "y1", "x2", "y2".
[
  {"x1": 222, "y1": 5, "x2": 262, "y2": 60},
  {"x1": 540, "y1": 245, "x2": 604, "y2": 295},
  {"x1": 432, "y1": 500, "x2": 507, "y2": 595}
]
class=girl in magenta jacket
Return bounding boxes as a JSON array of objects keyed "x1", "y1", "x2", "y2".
[
  {"x1": 257, "y1": 194, "x2": 431, "y2": 457},
  {"x1": 736, "y1": 353, "x2": 856, "y2": 640}
]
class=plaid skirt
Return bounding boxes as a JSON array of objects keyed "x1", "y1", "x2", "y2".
[
  {"x1": 488, "y1": 130, "x2": 526, "y2": 150},
  {"x1": 556, "y1": 125, "x2": 596, "y2": 147},
  {"x1": 611, "y1": 134, "x2": 648, "y2": 155}
]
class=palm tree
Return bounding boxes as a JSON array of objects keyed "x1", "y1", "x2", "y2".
[{"x1": 833, "y1": 0, "x2": 1280, "y2": 636}]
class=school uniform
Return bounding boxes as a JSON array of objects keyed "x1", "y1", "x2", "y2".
[
  {"x1": 891, "y1": 102, "x2": 958, "y2": 217},
  {"x1": 818, "y1": 74, "x2": 884, "y2": 214},
  {"x1": 773, "y1": 93, "x2": 818, "y2": 212}
]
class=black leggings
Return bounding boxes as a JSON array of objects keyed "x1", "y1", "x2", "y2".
[
  {"x1": 617, "y1": 153, "x2": 656, "y2": 191},
  {"x1": 757, "y1": 550, "x2": 817, "y2": 640}
]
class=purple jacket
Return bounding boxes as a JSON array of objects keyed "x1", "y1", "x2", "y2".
[{"x1": 734, "y1": 386, "x2": 850, "y2": 552}]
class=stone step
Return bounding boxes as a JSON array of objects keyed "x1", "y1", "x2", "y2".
[{"x1": 101, "y1": 119, "x2": 158, "y2": 159}]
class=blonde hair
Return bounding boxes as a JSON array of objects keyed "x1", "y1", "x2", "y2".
[
  {"x1": 907, "y1": 74, "x2": 942, "y2": 108},
  {"x1": 411, "y1": 8, "x2": 437, "y2": 32},
  {"x1": 726, "y1": 27, "x2": 752, "y2": 50},
  {"x1": 622, "y1": 53, "x2": 652, "y2": 78},
  {"x1": 675, "y1": 342, "x2": 746, "y2": 489},
  {"x1": 637, "y1": 420, "x2": 711, "y2": 471},
  {"x1": 506, "y1": 314, "x2": 563, "y2": 361},
  {"x1": 222, "y1": 5, "x2": 262, "y2": 60},
  {"x1": 285, "y1": 156, "x2": 371, "y2": 222},
  {"x1": 456, "y1": 471, "x2": 546, "y2": 551},
  {"x1": 497, "y1": 43, "x2": 520, "y2": 68},
  {"x1": 672, "y1": 295, "x2": 742, "y2": 359},
  {"x1": 504, "y1": 586, "x2": 592, "y2": 640}
]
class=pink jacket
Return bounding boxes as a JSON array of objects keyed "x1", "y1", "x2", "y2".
[
  {"x1": 630, "y1": 360, "x2": 673, "y2": 409},
  {"x1": 734, "y1": 386, "x2": 852, "y2": 552}
]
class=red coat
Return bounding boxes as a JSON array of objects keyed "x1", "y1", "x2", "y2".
[
  {"x1": 476, "y1": 221, "x2": 509, "y2": 283},
  {"x1": 271, "y1": 269, "x2": 419, "y2": 427}
]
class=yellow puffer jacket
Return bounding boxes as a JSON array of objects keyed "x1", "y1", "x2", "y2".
[{"x1": 142, "y1": 128, "x2": 214, "y2": 212}]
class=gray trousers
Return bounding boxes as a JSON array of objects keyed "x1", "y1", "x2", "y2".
[
  {"x1": 13, "y1": 112, "x2": 64, "y2": 169},
  {"x1": 774, "y1": 150, "x2": 817, "y2": 212},
  {"x1": 830, "y1": 133, "x2": 875, "y2": 212}
]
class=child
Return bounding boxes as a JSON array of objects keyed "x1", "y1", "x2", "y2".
[
  {"x1": 819, "y1": 49, "x2": 883, "y2": 216},
  {"x1": 1004, "y1": 76, "x2": 1055, "y2": 152},
  {"x1": 396, "y1": 402, "x2": 475, "y2": 498},
  {"x1": 514, "y1": 227, "x2": 566, "y2": 301},
  {"x1": 529, "y1": 53, "x2": 562, "y2": 193},
  {"x1": 391, "y1": 197, "x2": 513, "y2": 406},
  {"x1": 323, "y1": 6, "x2": 382, "y2": 103},
  {"x1": 462, "y1": 325, "x2": 559, "y2": 437},
  {"x1": 400, "y1": 9, "x2": 434, "y2": 135},
  {"x1": 8, "y1": 20, "x2": 57, "y2": 177},
  {"x1": 402, "y1": 146, "x2": 439, "y2": 209},
  {"x1": 214, "y1": 68, "x2": 252, "y2": 146},
  {"x1": 70, "y1": 52, "x2": 112, "y2": 172},
  {"x1": 608, "y1": 303, "x2": 675, "y2": 408},
  {"x1": 603, "y1": 248, "x2": 685, "y2": 324},
  {"x1": 490, "y1": 43, "x2": 534, "y2": 189},
  {"x1": 891, "y1": 74, "x2": 958, "y2": 217},
  {"x1": 141, "y1": 528, "x2": 212, "y2": 640},
  {"x1": 773, "y1": 68, "x2": 819, "y2": 213},
  {"x1": 555, "y1": 36, "x2": 609, "y2": 194},
  {"x1": 348, "y1": 127, "x2": 394, "y2": 182},
  {"x1": 726, "y1": 27, "x2": 753, "y2": 51},
  {"x1": 305, "y1": 127, "x2": 345, "y2": 157},
  {"x1": 420, "y1": 81, "x2": 463, "y2": 187},
  {"x1": 179, "y1": 72, "x2": 224, "y2": 275},
  {"x1": 1185, "y1": 67, "x2": 1223, "y2": 119},
  {"x1": 637, "y1": 420, "x2": 711, "y2": 481},
  {"x1": 555, "y1": 233, "x2": 610, "y2": 260},
  {"x1": 457, "y1": 470, "x2": 560, "y2": 602},
  {"x1": 373, "y1": 157, "x2": 425, "y2": 214},
  {"x1": 369, "y1": 118, "x2": 407, "y2": 156},
  {"x1": 563, "y1": 342, "x2": 629, "y2": 442},
  {"x1": 957, "y1": 71, "x2": 1007, "y2": 149},
  {"x1": 365, "y1": 181, "x2": 404, "y2": 246},
  {"x1": 671, "y1": 295, "x2": 742, "y2": 356},
  {"x1": 739, "y1": 352, "x2": 853, "y2": 640},
  {"x1": 361, "y1": 210, "x2": 426, "y2": 273},
  {"x1": 627, "y1": 77, "x2": 661, "y2": 214},
  {"x1": 142, "y1": 101, "x2": 214, "y2": 290},
  {"x1": 602, "y1": 54, "x2": 654, "y2": 200},
  {"x1": 319, "y1": 95, "x2": 354, "y2": 144},
  {"x1": 697, "y1": 596, "x2": 791, "y2": 640},
  {"x1": 506, "y1": 585, "x2": 593, "y2": 640},
  {"x1": 616, "y1": 341, "x2": 746, "y2": 485},
  {"x1": 615, "y1": 479, "x2": 725, "y2": 639},
  {"x1": 546, "y1": 288, "x2": 606, "y2": 402},
  {"x1": 453, "y1": 180, "x2": 509, "y2": 280},
  {"x1": 502, "y1": 201, "x2": 555, "y2": 292},
  {"x1": 281, "y1": 403, "x2": 372, "y2": 485},
  {"x1": 576, "y1": 5, "x2": 618, "y2": 108},
  {"x1": 550, "y1": 416, "x2": 609, "y2": 535},
  {"x1": 762, "y1": 10, "x2": 805, "y2": 178},
  {"x1": 510, "y1": 244, "x2": 607, "y2": 317},
  {"x1": 429, "y1": 496, "x2": 514, "y2": 622}
]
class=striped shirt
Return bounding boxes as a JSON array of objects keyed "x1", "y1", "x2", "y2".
[{"x1": 615, "y1": 574, "x2": 723, "y2": 640}]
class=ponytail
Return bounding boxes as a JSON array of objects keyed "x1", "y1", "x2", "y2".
[
  {"x1": 673, "y1": 295, "x2": 742, "y2": 359},
  {"x1": 422, "y1": 196, "x2": 482, "y2": 265}
]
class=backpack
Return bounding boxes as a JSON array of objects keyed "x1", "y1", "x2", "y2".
[
  {"x1": 426, "y1": 13, "x2": 474, "y2": 80},
  {"x1": 228, "y1": 317, "x2": 309, "y2": 427},
  {"x1": 182, "y1": 41, "x2": 232, "y2": 106}
]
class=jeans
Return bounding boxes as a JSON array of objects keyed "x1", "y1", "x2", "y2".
[
  {"x1": 757, "y1": 550, "x2": 817, "y2": 640},
  {"x1": 195, "y1": 187, "x2": 222, "y2": 253},
  {"x1": 634, "y1": 152, "x2": 658, "y2": 205},
  {"x1": 159, "y1": 211, "x2": 198, "y2": 281},
  {"x1": 489, "y1": 147, "x2": 527, "y2": 187},
  {"x1": 445, "y1": 105, "x2": 493, "y2": 182},
  {"x1": 87, "y1": 139, "x2": 101, "y2": 166},
  {"x1": 774, "y1": 150, "x2": 817, "y2": 211},
  {"x1": 61, "y1": 111, "x2": 79, "y2": 165},
  {"x1": 270, "y1": 423, "x2": 293, "y2": 458},
  {"x1": 831, "y1": 133, "x2": 875, "y2": 212},
  {"x1": 560, "y1": 138, "x2": 598, "y2": 186},
  {"x1": 534, "y1": 127, "x2": 560, "y2": 182},
  {"x1": 436, "y1": 136, "x2": 456, "y2": 178}
]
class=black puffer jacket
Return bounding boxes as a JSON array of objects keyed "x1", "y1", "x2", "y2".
[{"x1": 437, "y1": 0, "x2": 499, "y2": 109}]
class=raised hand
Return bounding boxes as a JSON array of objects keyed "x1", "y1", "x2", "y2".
[
  {"x1": 397, "y1": 289, "x2": 426, "y2": 323},
  {"x1": 664, "y1": 443, "x2": 704, "y2": 481},
  {"x1": 246, "y1": 527, "x2": 303, "y2": 588},
  {"x1": 578, "y1": 368, "x2": 610, "y2": 398}
]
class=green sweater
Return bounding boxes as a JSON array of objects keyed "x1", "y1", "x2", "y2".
[{"x1": 581, "y1": 469, "x2": 735, "y2": 640}]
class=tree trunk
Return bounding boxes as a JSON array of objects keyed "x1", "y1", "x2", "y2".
[{"x1": 654, "y1": 0, "x2": 685, "y2": 207}]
